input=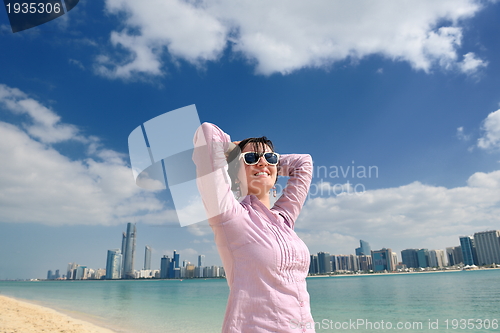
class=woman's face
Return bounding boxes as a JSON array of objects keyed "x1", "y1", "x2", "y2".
[{"x1": 237, "y1": 143, "x2": 278, "y2": 198}]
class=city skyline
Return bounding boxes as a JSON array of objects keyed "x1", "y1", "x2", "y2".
[
  {"x1": 309, "y1": 228, "x2": 500, "y2": 275},
  {"x1": 38, "y1": 226, "x2": 500, "y2": 281},
  {"x1": 41, "y1": 222, "x2": 224, "y2": 281}
]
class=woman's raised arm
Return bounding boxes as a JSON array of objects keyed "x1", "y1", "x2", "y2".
[
  {"x1": 192, "y1": 122, "x2": 244, "y2": 224},
  {"x1": 272, "y1": 154, "x2": 313, "y2": 229}
]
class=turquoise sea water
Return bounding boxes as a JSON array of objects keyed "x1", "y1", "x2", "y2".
[{"x1": 1, "y1": 269, "x2": 499, "y2": 333}]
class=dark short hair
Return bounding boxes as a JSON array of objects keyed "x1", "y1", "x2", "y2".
[{"x1": 226, "y1": 137, "x2": 278, "y2": 191}]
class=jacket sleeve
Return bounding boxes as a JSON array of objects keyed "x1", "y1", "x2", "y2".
[
  {"x1": 272, "y1": 154, "x2": 313, "y2": 229},
  {"x1": 192, "y1": 122, "x2": 244, "y2": 225}
]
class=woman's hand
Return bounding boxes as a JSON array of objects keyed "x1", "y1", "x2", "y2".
[{"x1": 225, "y1": 141, "x2": 241, "y2": 158}]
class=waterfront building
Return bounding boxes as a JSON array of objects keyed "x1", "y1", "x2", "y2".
[
  {"x1": 357, "y1": 255, "x2": 372, "y2": 271},
  {"x1": 66, "y1": 262, "x2": 78, "y2": 280},
  {"x1": 332, "y1": 254, "x2": 353, "y2": 272},
  {"x1": 446, "y1": 247, "x2": 456, "y2": 266},
  {"x1": 428, "y1": 250, "x2": 438, "y2": 267},
  {"x1": 391, "y1": 252, "x2": 398, "y2": 269},
  {"x1": 194, "y1": 266, "x2": 203, "y2": 278},
  {"x1": 436, "y1": 249, "x2": 447, "y2": 267},
  {"x1": 446, "y1": 246, "x2": 463, "y2": 266},
  {"x1": 169, "y1": 250, "x2": 181, "y2": 279},
  {"x1": 371, "y1": 248, "x2": 393, "y2": 272},
  {"x1": 309, "y1": 254, "x2": 319, "y2": 274},
  {"x1": 160, "y1": 255, "x2": 171, "y2": 279},
  {"x1": 352, "y1": 254, "x2": 360, "y2": 271},
  {"x1": 417, "y1": 249, "x2": 429, "y2": 268},
  {"x1": 75, "y1": 266, "x2": 88, "y2": 280},
  {"x1": 122, "y1": 223, "x2": 137, "y2": 279},
  {"x1": 144, "y1": 245, "x2": 152, "y2": 270},
  {"x1": 121, "y1": 232, "x2": 126, "y2": 275},
  {"x1": 329, "y1": 255, "x2": 335, "y2": 271},
  {"x1": 454, "y1": 246, "x2": 463, "y2": 265},
  {"x1": 198, "y1": 255, "x2": 205, "y2": 267},
  {"x1": 93, "y1": 269, "x2": 106, "y2": 280},
  {"x1": 318, "y1": 252, "x2": 331, "y2": 274},
  {"x1": 332, "y1": 254, "x2": 344, "y2": 271},
  {"x1": 401, "y1": 249, "x2": 419, "y2": 268},
  {"x1": 185, "y1": 264, "x2": 196, "y2": 278},
  {"x1": 106, "y1": 249, "x2": 123, "y2": 279},
  {"x1": 459, "y1": 236, "x2": 478, "y2": 266},
  {"x1": 47, "y1": 270, "x2": 53, "y2": 280},
  {"x1": 355, "y1": 240, "x2": 371, "y2": 256},
  {"x1": 474, "y1": 230, "x2": 500, "y2": 265},
  {"x1": 204, "y1": 266, "x2": 221, "y2": 278},
  {"x1": 137, "y1": 269, "x2": 155, "y2": 278}
]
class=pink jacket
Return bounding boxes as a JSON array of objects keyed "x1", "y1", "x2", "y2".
[{"x1": 193, "y1": 123, "x2": 315, "y2": 333}]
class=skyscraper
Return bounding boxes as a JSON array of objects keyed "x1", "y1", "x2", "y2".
[
  {"x1": 417, "y1": 249, "x2": 429, "y2": 268},
  {"x1": 122, "y1": 222, "x2": 137, "y2": 279},
  {"x1": 144, "y1": 245, "x2": 152, "y2": 270},
  {"x1": 460, "y1": 235, "x2": 478, "y2": 266},
  {"x1": 318, "y1": 252, "x2": 332, "y2": 274},
  {"x1": 66, "y1": 262, "x2": 77, "y2": 280},
  {"x1": 309, "y1": 254, "x2": 319, "y2": 274},
  {"x1": 474, "y1": 230, "x2": 500, "y2": 265},
  {"x1": 160, "y1": 255, "x2": 171, "y2": 279},
  {"x1": 371, "y1": 248, "x2": 393, "y2": 272},
  {"x1": 401, "y1": 249, "x2": 419, "y2": 268},
  {"x1": 106, "y1": 249, "x2": 123, "y2": 279},
  {"x1": 428, "y1": 250, "x2": 439, "y2": 267},
  {"x1": 357, "y1": 255, "x2": 372, "y2": 271},
  {"x1": 169, "y1": 250, "x2": 181, "y2": 279},
  {"x1": 355, "y1": 240, "x2": 371, "y2": 256},
  {"x1": 121, "y1": 231, "x2": 127, "y2": 276},
  {"x1": 198, "y1": 254, "x2": 205, "y2": 267},
  {"x1": 446, "y1": 246, "x2": 463, "y2": 266}
]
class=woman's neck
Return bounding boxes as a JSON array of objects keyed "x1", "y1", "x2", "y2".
[{"x1": 254, "y1": 192, "x2": 271, "y2": 209}]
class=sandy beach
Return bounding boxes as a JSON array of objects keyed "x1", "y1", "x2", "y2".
[{"x1": 0, "y1": 295, "x2": 117, "y2": 333}]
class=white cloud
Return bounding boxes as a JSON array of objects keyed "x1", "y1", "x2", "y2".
[
  {"x1": 460, "y1": 52, "x2": 488, "y2": 74},
  {"x1": 98, "y1": 0, "x2": 488, "y2": 78},
  {"x1": 97, "y1": 0, "x2": 227, "y2": 79},
  {"x1": 457, "y1": 126, "x2": 471, "y2": 141},
  {"x1": 0, "y1": 84, "x2": 81, "y2": 144},
  {"x1": 69, "y1": 58, "x2": 85, "y2": 70},
  {"x1": 298, "y1": 170, "x2": 500, "y2": 254},
  {"x1": 478, "y1": 109, "x2": 500, "y2": 150},
  {"x1": 0, "y1": 84, "x2": 174, "y2": 226}
]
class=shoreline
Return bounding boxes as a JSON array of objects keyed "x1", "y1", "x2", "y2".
[{"x1": 0, "y1": 294, "x2": 121, "y2": 333}]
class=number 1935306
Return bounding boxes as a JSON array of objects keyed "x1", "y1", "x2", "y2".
[{"x1": 6, "y1": 2, "x2": 61, "y2": 14}]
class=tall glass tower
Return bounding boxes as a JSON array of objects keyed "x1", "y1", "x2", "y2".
[
  {"x1": 122, "y1": 223, "x2": 137, "y2": 279},
  {"x1": 317, "y1": 252, "x2": 331, "y2": 274},
  {"x1": 401, "y1": 249, "x2": 419, "y2": 268},
  {"x1": 474, "y1": 230, "x2": 500, "y2": 265},
  {"x1": 460, "y1": 235, "x2": 478, "y2": 266},
  {"x1": 106, "y1": 249, "x2": 123, "y2": 279},
  {"x1": 198, "y1": 254, "x2": 205, "y2": 267},
  {"x1": 355, "y1": 239, "x2": 371, "y2": 255},
  {"x1": 160, "y1": 255, "x2": 171, "y2": 279},
  {"x1": 144, "y1": 245, "x2": 152, "y2": 270}
]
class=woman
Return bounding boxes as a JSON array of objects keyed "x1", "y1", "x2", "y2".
[{"x1": 193, "y1": 122, "x2": 315, "y2": 333}]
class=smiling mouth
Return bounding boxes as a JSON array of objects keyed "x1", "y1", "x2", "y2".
[{"x1": 254, "y1": 172, "x2": 269, "y2": 176}]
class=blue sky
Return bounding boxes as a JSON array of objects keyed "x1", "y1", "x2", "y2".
[{"x1": 1, "y1": 0, "x2": 500, "y2": 280}]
